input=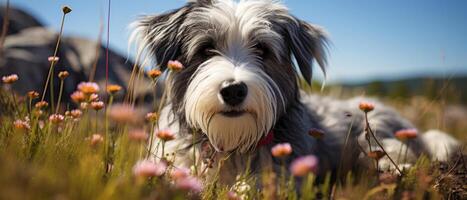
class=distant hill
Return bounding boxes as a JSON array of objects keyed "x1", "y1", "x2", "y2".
[{"x1": 305, "y1": 76, "x2": 467, "y2": 105}]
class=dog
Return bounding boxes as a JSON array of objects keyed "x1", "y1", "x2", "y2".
[{"x1": 130, "y1": 0, "x2": 460, "y2": 184}]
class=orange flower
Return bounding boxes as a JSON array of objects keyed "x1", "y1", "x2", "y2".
[
  {"x1": 147, "y1": 69, "x2": 162, "y2": 79},
  {"x1": 308, "y1": 128, "x2": 325, "y2": 139},
  {"x1": 156, "y1": 129, "x2": 175, "y2": 141},
  {"x1": 106, "y1": 84, "x2": 122, "y2": 94},
  {"x1": 359, "y1": 101, "x2": 375, "y2": 113},
  {"x1": 90, "y1": 134, "x2": 104, "y2": 146},
  {"x1": 145, "y1": 112, "x2": 158, "y2": 122},
  {"x1": 271, "y1": 143, "x2": 292, "y2": 157},
  {"x1": 27, "y1": 91, "x2": 39, "y2": 99},
  {"x1": 71, "y1": 91, "x2": 86, "y2": 103},
  {"x1": 14, "y1": 119, "x2": 30, "y2": 131},
  {"x1": 367, "y1": 150, "x2": 385, "y2": 160},
  {"x1": 58, "y1": 71, "x2": 69, "y2": 80},
  {"x1": 90, "y1": 101, "x2": 104, "y2": 111},
  {"x1": 2, "y1": 74, "x2": 18, "y2": 84},
  {"x1": 395, "y1": 128, "x2": 418, "y2": 140},
  {"x1": 49, "y1": 114, "x2": 64, "y2": 124},
  {"x1": 35, "y1": 101, "x2": 49, "y2": 109},
  {"x1": 77, "y1": 82, "x2": 100, "y2": 94},
  {"x1": 167, "y1": 60, "x2": 184, "y2": 72}
]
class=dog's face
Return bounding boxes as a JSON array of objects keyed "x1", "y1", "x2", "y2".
[{"x1": 132, "y1": 0, "x2": 327, "y2": 152}]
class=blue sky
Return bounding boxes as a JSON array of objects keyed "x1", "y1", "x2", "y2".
[{"x1": 7, "y1": 0, "x2": 467, "y2": 83}]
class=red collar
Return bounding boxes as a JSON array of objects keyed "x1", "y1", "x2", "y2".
[{"x1": 257, "y1": 131, "x2": 274, "y2": 147}]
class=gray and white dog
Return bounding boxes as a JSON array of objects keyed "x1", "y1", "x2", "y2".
[{"x1": 131, "y1": 0, "x2": 460, "y2": 184}]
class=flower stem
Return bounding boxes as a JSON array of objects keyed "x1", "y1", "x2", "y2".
[
  {"x1": 55, "y1": 79, "x2": 64, "y2": 113},
  {"x1": 364, "y1": 112, "x2": 403, "y2": 174}
]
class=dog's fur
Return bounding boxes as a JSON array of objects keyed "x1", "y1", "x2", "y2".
[{"x1": 131, "y1": 0, "x2": 460, "y2": 184}]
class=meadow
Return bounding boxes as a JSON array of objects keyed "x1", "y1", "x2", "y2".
[{"x1": 0, "y1": 4, "x2": 466, "y2": 200}]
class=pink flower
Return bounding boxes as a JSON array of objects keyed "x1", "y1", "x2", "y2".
[
  {"x1": 175, "y1": 176, "x2": 203, "y2": 193},
  {"x1": 14, "y1": 119, "x2": 30, "y2": 131},
  {"x1": 133, "y1": 160, "x2": 167, "y2": 178},
  {"x1": 49, "y1": 114, "x2": 65, "y2": 124},
  {"x1": 156, "y1": 129, "x2": 175, "y2": 141},
  {"x1": 290, "y1": 155, "x2": 318, "y2": 177},
  {"x1": 271, "y1": 143, "x2": 292, "y2": 157},
  {"x1": 48, "y1": 56, "x2": 60, "y2": 62},
  {"x1": 170, "y1": 167, "x2": 191, "y2": 180},
  {"x1": 90, "y1": 134, "x2": 104, "y2": 146},
  {"x1": 128, "y1": 129, "x2": 149, "y2": 142},
  {"x1": 395, "y1": 128, "x2": 418, "y2": 140},
  {"x1": 70, "y1": 91, "x2": 85, "y2": 103},
  {"x1": 167, "y1": 60, "x2": 184, "y2": 71},
  {"x1": 2, "y1": 74, "x2": 18, "y2": 84},
  {"x1": 109, "y1": 104, "x2": 137, "y2": 124},
  {"x1": 77, "y1": 82, "x2": 100, "y2": 94},
  {"x1": 90, "y1": 101, "x2": 105, "y2": 111}
]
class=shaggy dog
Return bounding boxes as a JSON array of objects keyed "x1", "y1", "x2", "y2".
[{"x1": 131, "y1": 0, "x2": 460, "y2": 184}]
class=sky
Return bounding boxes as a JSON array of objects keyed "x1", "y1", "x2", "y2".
[{"x1": 6, "y1": 0, "x2": 467, "y2": 83}]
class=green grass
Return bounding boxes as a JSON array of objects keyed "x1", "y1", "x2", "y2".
[{"x1": 0, "y1": 80, "x2": 465, "y2": 199}]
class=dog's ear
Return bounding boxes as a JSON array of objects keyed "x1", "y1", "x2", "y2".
[
  {"x1": 130, "y1": 4, "x2": 194, "y2": 70},
  {"x1": 281, "y1": 19, "x2": 328, "y2": 84}
]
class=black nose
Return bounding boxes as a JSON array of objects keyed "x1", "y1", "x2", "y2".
[{"x1": 220, "y1": 81, "x2": 248, "y2": 106}]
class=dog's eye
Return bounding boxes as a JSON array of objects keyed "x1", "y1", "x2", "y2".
[{"x1": 253, "y1": 43, "x2": 268, "y2": 57}]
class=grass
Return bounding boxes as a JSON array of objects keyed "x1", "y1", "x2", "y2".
[{"x1": 0, "y1": 73, "x2": 465, "y2": 199}]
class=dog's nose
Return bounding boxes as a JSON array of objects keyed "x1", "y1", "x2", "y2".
[{"x1": 220, "y1": 81, "x2": 248, "y2": 106}]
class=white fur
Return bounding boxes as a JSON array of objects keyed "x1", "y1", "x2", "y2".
[{"x1": 184, "y1": 56, "x2": 283, "y2": 152}]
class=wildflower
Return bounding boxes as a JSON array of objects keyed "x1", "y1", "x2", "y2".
[
  {"x1": 89, "y1": 93, "x2": 99, "y2": 102},
  {"x1": 77, "y1": 82, "x2": 99, "y2": 94},
  {"x1": 27, "y1": 91, "x2": 39, "y2": 99},
  {"x1": 106, "y1": 84, "x2": 122, "y2": 94},
  {"x1": 49, "y1": 114, "x2": 64, "y2": 124},
  {"x1": 90, "y1": 101, "x2": 104, "y2": 111},
  {"x1": 48, "y1": 56, "x2": 59, "y2": 62},
  {"x1": 80, "y1": 102, "x2": 88, "y2": 110},
  {"x1": 128, "y1": 129, "x2": 149, "y2": 142},
  {"x1": 156, "y1": 129, "x2": 175, "y2": 141},
  {"x1": 170, "y1": 167, "x2": 191, "y2": 180},
  {"x1": 147, "y1": 69, "x2": 162, "y2": 79},
  {"x1": 359, "y1": 101, "x2": 375, "y2": 113},
  {"x1": 133, "y1": 160, "x2": 167, "y2": 178},
  {"x1": 35, "y1": 101, "x2": 48, "y2": 109},
  {"x1": 90, "y1": 134, "x2": 104, "y2": 146},
  {"x1": 2, "y1": 74, "x2": 18, "y2": 84},
  {"x1": 70, "y1": 109, "x2": 82, "y2": 118},
  {"x1": 271, "y1": 143, "x2": 292, "y2": 158},
  {"x1": 175, "y1": 176, "x2": 203, "y2": 193},
  {"x1": 33, "y1": 110, "x2": 44, "y2": 117},
  {"x1": 145, "y1": 112, "x2": 158, "y2": 122},
  {"x1": 167, "y1": 60, "x2": 184, "y2": 72},
  {"x1": 109, "y1": 104, "x2": 137, "y2": 124},
  {"x1": 308, "y1": 128, "x2": 325, "y2": 139},
  {"x1": 395, "y1": 128, "x2": 418, "y2": 140},
  {"x1": 367, "y1": 150, "x2": 385, "y2": 160},
  {"x1": 62, "y1": 5, "x2": 72, "y2": 14},
  {"x1": 58, "y1": 71, "x2": 69, "y2": 80},
  {"x1": 14, "y1": 120, "x2": 30, "y2": 131},
  {"x1": 290, "y1": 155, "x2": 318, "y2": 177},
  {"x1": 71, "y1": 91, "x2": 86, "y2": 103}
]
